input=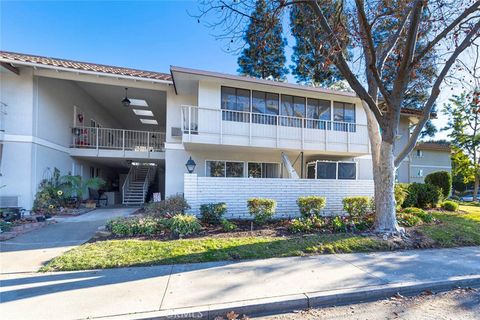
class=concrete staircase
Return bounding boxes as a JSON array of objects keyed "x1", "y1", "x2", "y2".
[{"x1": 122, "y1": 165, "x2": 155, "y2": 205}]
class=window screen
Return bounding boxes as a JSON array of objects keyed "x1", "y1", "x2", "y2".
[
  {"x1": 316, "y1": 162, "x2": 337, "y2": 179},
  {"x1": 338, "y1": 162, "x2": 356, "y2": 180}
]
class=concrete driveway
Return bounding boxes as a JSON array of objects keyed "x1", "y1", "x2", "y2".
[{"x1": 0, "y1": 207, "x2": 138, "y2": 273}]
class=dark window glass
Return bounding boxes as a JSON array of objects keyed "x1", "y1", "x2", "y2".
[
  {"x1": 333, "y1": 102, "x2": 345, "y2": 122},
  {"x1": 338, "y1": 163, "x2": 356, "y2": 180},
  {"x1": 344, "y1": 104, "x2": 355, "y2": 123},
  {"x1": 266, "y1": 93, "x2": 279, "y2": 115},
  {"x1": 252, "y1": 91, "x2": 266, "y2": 114},
  {"x1": 316, "y1": 162, "x2": 337, "y2": 179},
  {"x1": 307, "y1": 164, "x2": 316, "y2": 179},
  {"x1": 236, "y1": 89, "x2": 250, "y2": 112},
  {"x1": 221, "y1": 87, "x2": 236, "y2": 111},
  {"x1": 307, "y1": 99, "x2": 331, "y2": 129},
  {"x1": 226, "y1": 162, "x2": 244, "y2": 177},
  {"x1": 221, "y1": 87, "x2": 250, "y2": 112},
  {"x1": 293, "y1": 96, "x2": 306, "y2": 118},
  {"x1": 248, "y1": 162, "x2": 262, "y2": 178},
  {"x1": 206, "y1": 161, "x2": 225, "y2": 177},
  {"x1": 280, "y1": 95, "x2": 294, "y2": 117}
]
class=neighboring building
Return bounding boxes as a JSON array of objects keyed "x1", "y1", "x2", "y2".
[
  {"x1": 399, "y1": 141, "x2": 451, "y2": 183},
  {"x1": 0, "y1": 51, "x2": 451, "y2": 217}
]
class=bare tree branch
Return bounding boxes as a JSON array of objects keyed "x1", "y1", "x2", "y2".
[
  {"x1": 410, "y1": 1, "x2": 480, "y2": 69},
  {"x1": 395, "y1": 19, "x2": 480, "y2": 167}
]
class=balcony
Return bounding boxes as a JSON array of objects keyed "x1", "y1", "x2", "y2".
[
  {"x1": 181, "y1": 105, "x2": 370, "y2": 154},
  {"x1": 70, "y1": 126, "x2": 165, "y2": 159}
]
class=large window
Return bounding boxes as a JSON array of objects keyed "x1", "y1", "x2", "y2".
[
  {"x1": 307, "y1": 98, "x2": 331, "y2": 129},
  {"x1": 307, "y1": 161, "x2": 357, "y2": 180},
  {"x1": 333, "y1": 102, "x2": 356, "y2": 132},
  {"x1": 338, "y1": 162, "x2": 356, "y2": 180},
  {"x1": 252, "y1": 91, "x2": 279, "y2": 125},
  {"x1": 247, "y1": 162, "x2": 280, "y2": 178},
  {"x1": 280, "y1": 95, "x2": 305, "y2": 127},
  {"x1": 221, "y1": 87, "x2": 250, "y2": 122},
  {"x1": 206, "y1": 160, "x2": 244, "y2": 177}
]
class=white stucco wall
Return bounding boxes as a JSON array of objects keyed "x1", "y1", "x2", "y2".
[{"x1": 184, "y1": 173, "x2": 374, "y2": 218}]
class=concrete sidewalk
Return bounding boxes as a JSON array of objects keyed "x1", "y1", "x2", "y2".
[
  {"x1": 1, "y1": 246, "x2": 479, "y2": 320},
  {"x1": 0, "y1": 207, "x2": 137, "y2": 273}
]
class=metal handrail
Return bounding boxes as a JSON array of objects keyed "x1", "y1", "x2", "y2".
[{"x1": 71, "y1": 126, "x2": 166, "y2": 151}]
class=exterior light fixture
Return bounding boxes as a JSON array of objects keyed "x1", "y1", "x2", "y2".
[
  {"x1": 122, "y1": 88, "x2": 131, "y2": 107},
  {"x1": 185, "y1": 157, "x2": 196, "y2": 173}
]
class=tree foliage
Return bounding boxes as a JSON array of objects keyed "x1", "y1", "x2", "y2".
[
  {"x1": 289, "y1": 2, "x2": 344, "y2": 87},
  {"x1": 237, "y1": 0, "x2": 288, "y2": 80}
]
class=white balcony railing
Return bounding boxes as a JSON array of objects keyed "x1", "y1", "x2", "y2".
[
  {"x1": 181, "y1": 105, "x2": 370, "y2": 154},
  {"x1": 71, "y1": 127, "x2": 165, "y2": 152}
]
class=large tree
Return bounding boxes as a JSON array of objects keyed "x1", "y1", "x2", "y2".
[
  {"x1": 237, "y1": 0, "x2": 288, "y2": 79},
  {"x1": 444, "y1": 91, "x2": 480, "y2": 200},
  {"x1": 289, "y1": 2, "x2": 344, "y2": 86},
  {"x1": 197, "y1": 0, "x2": 480, "y2": 233}
]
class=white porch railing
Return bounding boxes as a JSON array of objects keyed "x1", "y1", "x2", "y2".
[
  {"x1": 0, "y1": 102, "x2": 7, "y2": 132},
  {"x1": 71, "y1": 127, "x2": 165, "y2": 152},
  {"x1": 181, "y1": 105, "x2": 369, "y2": 153}
]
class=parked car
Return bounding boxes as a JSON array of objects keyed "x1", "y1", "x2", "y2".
[{"x1": 459, "y1": 191, "x2": 480, "y2": 202}]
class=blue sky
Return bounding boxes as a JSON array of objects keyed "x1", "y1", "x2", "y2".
[{"x1": 0, "y1": 0, "x2": 451, "y2": 139}]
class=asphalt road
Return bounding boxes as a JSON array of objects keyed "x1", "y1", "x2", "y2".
[{"x1": 258, "y1": 288, "x2": 480, "y2": 320}]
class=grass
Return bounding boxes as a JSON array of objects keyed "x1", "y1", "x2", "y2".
[
  {"x1": 41, "y1": 203, "x2": 480, "y2": 272},
  {"x1": 41, "y1": 234, "x2": 387, "y2": 271},
  {"x1": 420, "y1": 204, "x2": 480, "y2": 247}
]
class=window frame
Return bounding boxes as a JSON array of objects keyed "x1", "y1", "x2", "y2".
[
  {"x1": 247, "y1": 162, "x2": 281, "y2": 178},
  {"x1": 333, "y1": 101, "x2": 356, "y2": 123},
  {"x1": 307, "y1": 160, "x2": 358, "y2": 180},
  {"x1": 205, "y1": 160, "x2": 246, "y2": 178},
  {"x1": 221, "y1": 86, "x2": 251, "y2": 113}
]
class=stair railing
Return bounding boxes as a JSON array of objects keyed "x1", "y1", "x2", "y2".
[
  {"x1": 142, "y1": 166, "x2": 156, "y2": 203},
  {"x1": 122, "y1": 166, "x2": 134, "y2": 205}
]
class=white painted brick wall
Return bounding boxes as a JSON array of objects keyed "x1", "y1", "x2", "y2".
[{"x1": 184, "y1": 174, "x2": 374, "y2": 219}]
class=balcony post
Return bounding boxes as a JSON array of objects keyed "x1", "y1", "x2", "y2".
[
  {"x1": 276, "y1": 115, "x2": 279, "y2": 148},
  {"x1": 301, "y1": 118, "x2": 305, "y2": 149},
  {"x1": 122, "y1": 130, "x2": 125, "y2": 153},
  {"x1": 347, "y1": 123, "x2": 350, "y2": 152},
  {"x1": 220, "y1": 109, "x2": 223, "y2": 144},
  {"x1": 96, "y1": 127, "x2": 99, "y2": 152},
  {"x1": 147, "y1": 132, "x2": 150, "y2": 156},
  {"x1": 188, "y1": 106, "x2": 192, "y2": 142},
  {"x1": 249, "y1": 111, "x2": 252, "y2": 146}
]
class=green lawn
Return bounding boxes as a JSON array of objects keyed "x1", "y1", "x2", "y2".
[
  {"x1": 41, "y1": 234, "x2": 387, "y2": 271},
  {"x1": 420, "y1": 204, "x2": 480, "y2": 247},
  {"x1": 41, "y1": 204, "x2": 480, "y2": 272}
]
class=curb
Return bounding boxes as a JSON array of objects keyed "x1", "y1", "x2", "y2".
[{"x1": 100, "y1": 275, "x2": 480, "y2": 320}]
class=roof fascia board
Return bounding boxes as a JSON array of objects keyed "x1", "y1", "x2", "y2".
[
  {"x1": 0, "y1": 58, "x2": 173, "y2": 85},
  {"x1": 170, "y1": 66, "x2": 358, "y2": 99}
]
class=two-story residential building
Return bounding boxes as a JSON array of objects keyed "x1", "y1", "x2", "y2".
[{"x1": 0, "y1": 51, "x2": 451, "y2": 217}]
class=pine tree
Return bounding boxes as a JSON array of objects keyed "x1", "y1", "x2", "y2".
[
  {"x1": 290, "y1": 3, "x2": 343, "y2": 87},
  {"x1": 237, "y1": 0, "x2": 288, "y2": 80}
]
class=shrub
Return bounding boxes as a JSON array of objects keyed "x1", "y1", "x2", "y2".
[
  {"x1": 330, "y1": 216, "x2": 347, "y2": 232},
  {"x1": 441, "y1": 200, "x2": 459, "y2": 212},
  {"x1": 200, "y1": 202, "x2": 227, "y2": 225},
  {"x1": 403, "y1": 183, "x2": 443, "y2": 209},
  {"x1": 342, "y1": 196, "x2": 371, "y2": 221},
  {"x1": 145, "y1": 194, "x2": 190, "y2": 218},
  {"x1": 166, "y1": 214, "x2": 202, "y2": 237},
  {"x1": 221, "y1": 219, "x2": 237, "y2": 232},
  {"x1": 106, "y1": 217, "x2": 164, "y2": 236},
  {"x1": 288, "y1": 216, "x2": 325, "y2": 233},
  {"x1": 0, "y1": 221, "x2": 12, "y2": 233},
  {"x1": 397, "y1": 213, "x2": 422, "y2": 227},
  {"x1": 297, "y1": 196, "x2": 326, "y2": 219},
  {"x1": 425, "y1": 171, "x2": 452, "y2": 198},
  {"x1": 403, "y1": 207, "x2": 433, "y2": 223},
  {"x1": 247, "y1": 198, "x2": 276, "y2": 225},
  {"x1": 395, "y1": 184, "x2": 409, "y2": 208}
]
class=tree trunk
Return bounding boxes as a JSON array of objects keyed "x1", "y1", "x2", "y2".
[
  {"x1": 362, "y1": 102, "x2": 401, "y2": 234},
  {"x1": 373, "y1": 141, "x2": 401, "y2": 233},
  {"x1": 473, "y1": 175, "x2": 479, "y2": 202}
]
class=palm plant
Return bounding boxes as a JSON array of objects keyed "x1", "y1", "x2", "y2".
[{"x1": 60, "y1": 175, "x2": 105, "y2": 205}]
